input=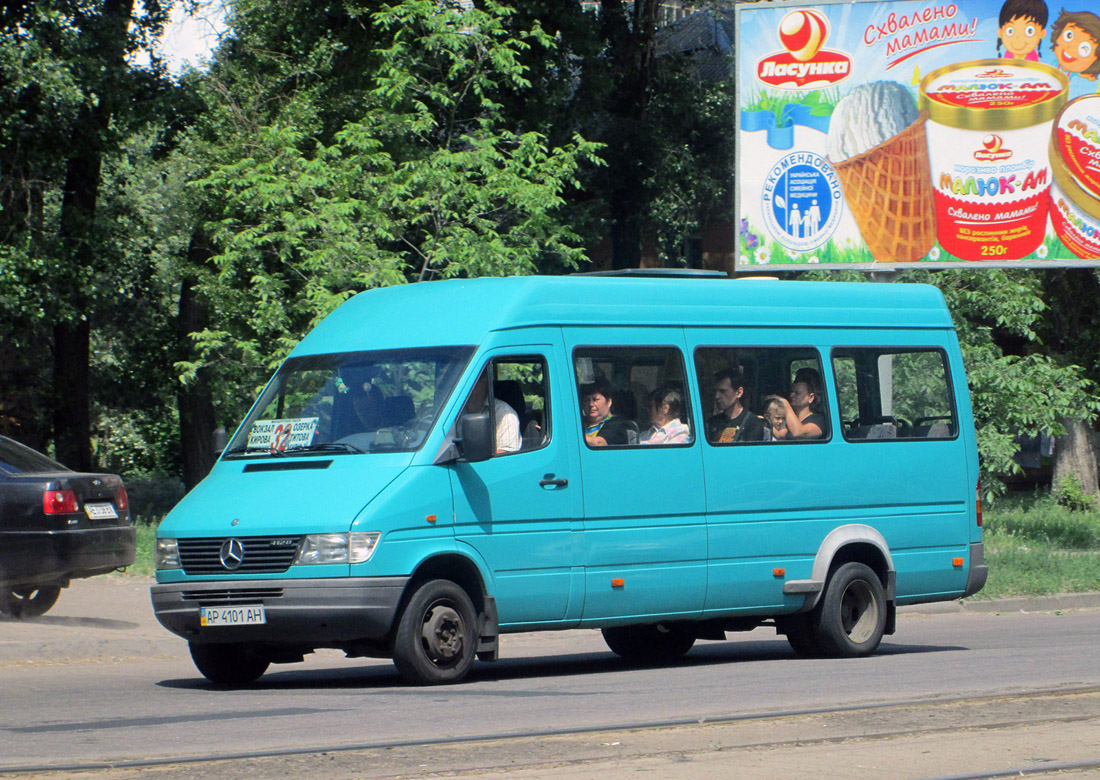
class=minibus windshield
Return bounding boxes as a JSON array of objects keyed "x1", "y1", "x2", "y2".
[{"x1": 223, "y1": 346, "x2": 475, "y2": 458}]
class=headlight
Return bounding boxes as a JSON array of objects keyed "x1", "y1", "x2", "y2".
[
  {"x1": 294, "y1": 532, "x2": 380, "y2": 565},
  {"x1": 156, "y1": 538, "x2": 181, "y2": 569}
]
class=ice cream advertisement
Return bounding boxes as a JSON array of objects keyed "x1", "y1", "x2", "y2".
[{"x1": 736, "y1": 0, "x2": 1100, "y2": 268}]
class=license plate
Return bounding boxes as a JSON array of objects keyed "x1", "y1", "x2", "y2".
[
  {"x1": 84, "y1": 503, "x2": 118, "y2": 520},
  {"x1": 200, "y1": 605, "x2": 266, "y2": 627}
]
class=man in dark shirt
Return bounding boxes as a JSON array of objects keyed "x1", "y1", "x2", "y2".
[{"x1": 706, "y1": 368, "x2": 766, "y2": 444}]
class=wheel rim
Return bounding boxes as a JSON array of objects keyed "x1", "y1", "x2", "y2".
[
  {"x1": 839, "y1": 579, "x2": 879, "y2": 644},
  {"x1": 420, "y1": 601, "x2": 466, "y2": 667}
]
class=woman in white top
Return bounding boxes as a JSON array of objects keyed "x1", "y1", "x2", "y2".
[{"x1": 640, "y1": 386, "x2": 691, "y2": 445}]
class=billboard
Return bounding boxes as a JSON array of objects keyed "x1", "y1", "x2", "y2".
[{"x1": 735, "y1": 0, "x2": 1100, "y2": 269}]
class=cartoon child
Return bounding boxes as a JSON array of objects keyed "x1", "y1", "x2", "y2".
[
  {"x1": 997, "y1": 0, "x2": 1048, "y2": 61},
  {"x1": 1050, "y1": 8, "x2": 1100, "y2": 81}
]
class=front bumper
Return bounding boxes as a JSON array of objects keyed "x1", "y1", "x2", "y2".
[
  {"x1": 0, "y1": 527, "x2": 136, "y2": 587},
  {"x1": 150, "y1": 576, "x2": 409, "y2": 646}
]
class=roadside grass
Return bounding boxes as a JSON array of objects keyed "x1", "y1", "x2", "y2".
[
  {"x1": 121, "y1": 495, "x2": 1100, "y2": 599},
  {"x1": 976, "y1": 494, "x2": 1100, "y2": 599},
  {"x1": 129, "y1": 520, "x2": 158, "y2": 578}
]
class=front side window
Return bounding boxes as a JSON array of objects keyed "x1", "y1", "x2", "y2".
[
  {"x1": 832, "y1": 348, "x2": 957, "y2": 440},
  {"x1": 694, "y1": 347, "x2": 830, "y2": 444},
  {"x1": 573, "y1": 347, "x2": 693, "y2": 448},
  {"x1": 458, "y1": 356, "x2": 551, "y2": 456},
  {"x1": 224, "y1": 346, "x2": 474, "y2": 457}
]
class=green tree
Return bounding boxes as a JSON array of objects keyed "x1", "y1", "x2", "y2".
[
  {"x1": 0, "y1": 0, "x2": 175, "y2": 468},
  {"x1": 169, "y1": 0, "x2": 599, "y2": 483}
]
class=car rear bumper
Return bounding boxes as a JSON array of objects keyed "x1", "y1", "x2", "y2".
[
  {"x1": 150, "y1": 577, "x2": 409, "y2": 646},
  {"x1": 0, "y1": 527, "x2": 136, "y2": 587}
]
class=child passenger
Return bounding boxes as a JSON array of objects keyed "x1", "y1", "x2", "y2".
[{"x1": 764, "y1": 398, "x2": 788, "y2": 440}]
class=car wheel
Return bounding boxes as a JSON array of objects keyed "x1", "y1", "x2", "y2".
[
  {"x1": 0, "y1": 585, "x2": 62, "y2": 619},
  {"x1": 815, "y1": 562, "x2": 887, "y2": 657},
  {"x1": 602, "y1": 624, "x2": 696, "y2": 663},
  {"x1": 189, "y1": 642, "x2": 270, "y2": 686},
  {"x1": 392, "y1": 579, "x2": 478, "y2": 685}
]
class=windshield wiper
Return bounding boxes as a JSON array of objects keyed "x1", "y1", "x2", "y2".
[
  {"x1": 222, "y1": 446, "x2": 287, "y2": 458},
  {"x1": 285, "y1": 442, "x2": 366, "y2": 455}
]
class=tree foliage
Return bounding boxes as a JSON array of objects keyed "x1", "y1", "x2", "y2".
[{"x1": 183, "y1": 0, "x2": 600, "y2": 383}]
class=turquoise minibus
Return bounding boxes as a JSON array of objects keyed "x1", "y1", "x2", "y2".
[{"x1": 151, "y1": 275, "x2": 986, "y2": 685}]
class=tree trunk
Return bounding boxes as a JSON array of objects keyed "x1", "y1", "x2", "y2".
[
  {"x1": 1051, "y1": 417, "x2": 1099, "y2": 506},
  {"x1": 52, "y1": 319, "x2": 92, "y2": 470},
  {"x1": 600, "y1": 0, "x2": 658, "y2": 270},
  {"x1": 177, "y1": 233, "x2": 218, "y2": 489},
  {"x1": 52, "y1": 0, "x2": 135, "y2": 470}
]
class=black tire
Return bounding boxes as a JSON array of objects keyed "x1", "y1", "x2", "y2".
[
  {"x1": 815, "y1": 562, "x2": 887, "y2": 657},
  {"x1": 0, "y1": 585, "x2": 62, "y2": 619},
  {"x1": 602, "y1": 623, "x2": 696, "y2": 663},
  {"x1": 778, "y1": 612, "x2": 820, "y2": 657},
  {"x1": 189, "y1": 642, "x2": 270, "y2": 686},
  {"x1": 392, "y1": 579, "x2": 478, "y2": 685}
]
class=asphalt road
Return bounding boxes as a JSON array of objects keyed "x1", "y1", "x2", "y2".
[{"x1": 2, "y1": 577, "x2": 1100, "y2": 777}]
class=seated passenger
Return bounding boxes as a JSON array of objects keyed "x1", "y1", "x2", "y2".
[
  {"x1": 763, "y1": 398, "x2": 788, "y2": 440},
  {"x1": 581, "y1": 377, "x2": 632, "y2": 446},
  {"x1": 766, "y1": 378, "x2": 825, "y2": 439},
  {"x1": 465, "y1": 373, "x2": 520, "y2": 454},
  {"x1": 706, "y1": 368, "x2": 766, "y2": 443},
  {"x1": 640, "y1": 386, "x2": 690, "y2": 445},
  {"x1": 351, "y1": 382, "x2": 385, "y2": 432}
]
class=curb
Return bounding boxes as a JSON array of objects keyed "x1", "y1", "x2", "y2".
[{"x1": 901, "y1": 592, "x2": 1100, "y2": 615}]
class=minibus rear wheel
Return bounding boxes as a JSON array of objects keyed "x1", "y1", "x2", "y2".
[
  {"x1": 815, "y1": 562, "x2": 886, "y2": 657},
  {"x1": 392, "y1": 579, "x2": 479, "y2": 685},
  {"x1": 189, "y1": 642, "x2": 270, "y2": 686}
]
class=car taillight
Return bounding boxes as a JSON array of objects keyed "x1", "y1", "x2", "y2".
[
  {"x1": 975, "y1": 480, "x2": 982, "y2": 527},
  {"x1": 44, "y1": 489, "x2": 79, "y2": 515},
  {"x1": 116, "y1": 487, "x2": 129, "y2": 511}
]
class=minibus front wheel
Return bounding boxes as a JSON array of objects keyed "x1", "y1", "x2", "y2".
[
  {"x1": 816, "y1": 562, "x2": 887, "y2": 657},
  {"x1": 392, "y1": 579, "x2": 479, "y2": 685},
  {"x1": 189, "y1": 642, "x2": 270, "y2": 687}
]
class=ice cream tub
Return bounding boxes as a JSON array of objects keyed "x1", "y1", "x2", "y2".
[
  {"x1": 1048, "y1": 119, "x2": 1100, "y2": 260},
  {"x1": 918, "y1": 60, "x2": 1068, "y2": 261}
]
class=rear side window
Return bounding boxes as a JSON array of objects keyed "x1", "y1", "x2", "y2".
[
  {"x1": 0, "y1": 437, "x2": 68, "y2": 474},
  {"x1": 694, "y1": 347, "x2": 830, "y2": 444},
  {"x1": 573, "y1": 347, "x2": 693, "y2": 448},
  {"x1": 832, "y1": 348, "x2": 957, "y2": 441}
]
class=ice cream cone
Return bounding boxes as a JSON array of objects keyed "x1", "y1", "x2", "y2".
[{"x1": 831, "y1": 112, "x2": 936, "y2": 263}]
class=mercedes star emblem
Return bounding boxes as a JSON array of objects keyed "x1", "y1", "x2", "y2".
[{"x1": 219, "y1": 538, "x2": 245, "y2": 570}]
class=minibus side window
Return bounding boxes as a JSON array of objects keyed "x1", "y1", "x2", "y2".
[
  {"x1": 573, "y1": 347, "x2": 693, "y2": 448},
  {"x1": 459, "y1": 356, "x2": 550, "y2": 456},
  {"x1": 832, "y1": 348, "x2": 957, "y2": 441},
  {"x1": 693, "y1": 347, "x2": 830, "y2": 444}
]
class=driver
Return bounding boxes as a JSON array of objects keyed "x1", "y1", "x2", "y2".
[
  {"x1": 351, "y1": 382, "x2": 385, "y2": 432},
  {"x1": 464, "y1": 372, "x2": 521, "y2": 454}
]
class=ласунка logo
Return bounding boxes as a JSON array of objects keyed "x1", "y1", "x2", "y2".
[
  {"x1": 974, "y1": 134, "x2": 1013, "y2": 161},
  {"x1": 757, "y1": 10, "x2": 852, "y2": 90}
]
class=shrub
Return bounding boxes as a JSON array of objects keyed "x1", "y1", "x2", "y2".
[{"x1": 984, "y1": 495, "x2": 1100, "y2": 549}]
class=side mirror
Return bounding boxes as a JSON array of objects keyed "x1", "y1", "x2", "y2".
[
  {"x1": 456, "y1": 412, "x2": 493, "y2": 463},
  {"x1": 212, "y1": 427, "x2": 228, "y2": 458}
]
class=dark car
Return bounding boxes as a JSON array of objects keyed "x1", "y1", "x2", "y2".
[{"x1": 0, "y1": 435, "x2": 135, "y2": 618}]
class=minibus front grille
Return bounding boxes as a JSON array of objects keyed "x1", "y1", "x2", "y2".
[
  {"x1": 178, "y1": 536, "x2": 301, "y2": 574},
  {"x1": 180, "y1": 588, "x2": 284, "y2": 604}
]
